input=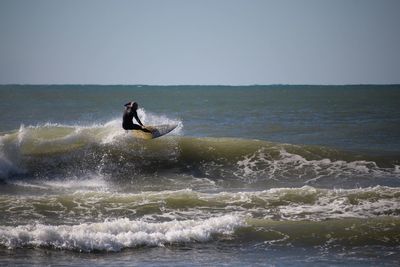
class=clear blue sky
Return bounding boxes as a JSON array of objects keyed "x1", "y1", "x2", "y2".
[{"x1": 0, "y1": 0, "x2": 399, "y2": 85}]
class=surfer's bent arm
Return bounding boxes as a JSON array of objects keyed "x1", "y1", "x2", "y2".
[{"x1": 134, "y1": 112, "x2": 144, "y2": 126}]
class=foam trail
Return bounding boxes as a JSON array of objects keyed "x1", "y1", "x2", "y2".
[
  {"x1": 235, "y1": 148, "x2": 399, "y2": 184},
  {"x1": 0, "y1": 215, "x2": 243, "y2": 252}
]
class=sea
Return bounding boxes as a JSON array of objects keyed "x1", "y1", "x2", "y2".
[{"x1": 0, "y1": 85, "x2": 399, "y2": 266}]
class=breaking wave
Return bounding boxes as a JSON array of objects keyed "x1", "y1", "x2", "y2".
[
  {"x1": 0, "y1": 215, "x2": 243, "y2": 252},
  {"x1": 1, "y1": 209, "x2": 399, "y2": 252},
  {"x1": 0, "y1": 118, "x2": 399, "y2": 189},
  {"x1": 2, "y1": 184, "x2": 400, "y2": 252},
  {"x1": 1, "y1": 186, "x2": 399, "y2": 226}
]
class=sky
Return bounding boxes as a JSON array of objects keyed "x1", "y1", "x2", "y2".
[{"x1": 0, "y1": 0, "x2": 399, "y2": 85}]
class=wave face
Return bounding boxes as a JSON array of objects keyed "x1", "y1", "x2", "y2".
[{"x1": 0, "y1": 121, "x2": 399, "y2": 190}]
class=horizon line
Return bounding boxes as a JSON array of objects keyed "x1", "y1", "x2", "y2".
[{"x1": 1, "y1": 83, "x2": 400, "y2": 87}]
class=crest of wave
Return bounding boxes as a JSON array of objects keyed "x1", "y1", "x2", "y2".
[{"x1": 0, "y1": 215, "x2": 242, "y2": 252}]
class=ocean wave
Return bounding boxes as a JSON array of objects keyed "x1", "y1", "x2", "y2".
[
  {"x1": 0, "y1": 112, "x2": 182, "y2": 178},
  {"x1": 1, "y1": 186, "x2": 399, "y2": 226},
  {"x1": 0, "y1": 215, "x2": 243, "y2": 252},
  {"x1": 234, "y1": 147, "x2": 399, "y2": 186},
  {"x1": 1, "y1": 213, "x2": 399, "y2": 252},
  {"x1": 0, "y1": 119, "x2": 399, "y2": 189}
]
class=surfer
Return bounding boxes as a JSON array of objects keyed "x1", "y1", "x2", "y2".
[{"x1": 122, "y1": 101, "x2": 151, "y2": 132}]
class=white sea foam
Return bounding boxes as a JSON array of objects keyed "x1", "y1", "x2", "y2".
[
  {"x1": 42, "y1": 175, "x2": 108, "y2": 190},
  {"x1": 394, "y1": 165, "x2": 400, "y2": 173},
  {"x1": 235, "y1": 148, "x2": 399, "y2": 183},
  {"x1": 7, "y1": 173, "x2": 108, "y2": 193},
  {"x1": 0, "y1": 187, "x2": 399, "y2": 230},
  {"x1": 269, "y1": 186, "x2": 400, "y2": 221},
  {"x1": 0, "y1": 215, "x2": 243, "y2": 252}
]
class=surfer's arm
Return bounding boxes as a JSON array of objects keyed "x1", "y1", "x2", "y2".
[{"x1": 133, "y1": 112, "x2": 144, "y2": 126}]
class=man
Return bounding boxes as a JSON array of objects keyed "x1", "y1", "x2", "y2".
[{"x1": 122, "y1": 101, "x2": 151, "y2": 132}]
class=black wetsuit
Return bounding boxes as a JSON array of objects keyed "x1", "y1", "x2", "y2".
[{"x1": 122, "y1": 107, "x2": 144, "y2": 130}]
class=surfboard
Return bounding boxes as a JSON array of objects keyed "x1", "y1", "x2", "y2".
[{"x1": 132, "y1": 124, "x2": 178, "y2": 140}]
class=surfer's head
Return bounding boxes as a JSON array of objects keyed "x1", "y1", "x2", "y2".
[{"x1": 124, "y1": 101, "x2": 138, "y2": 110}]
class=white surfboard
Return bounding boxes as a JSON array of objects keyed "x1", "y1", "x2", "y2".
[{"x1": 132, "y1": 124, "x2": 178, "y2": 140}]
